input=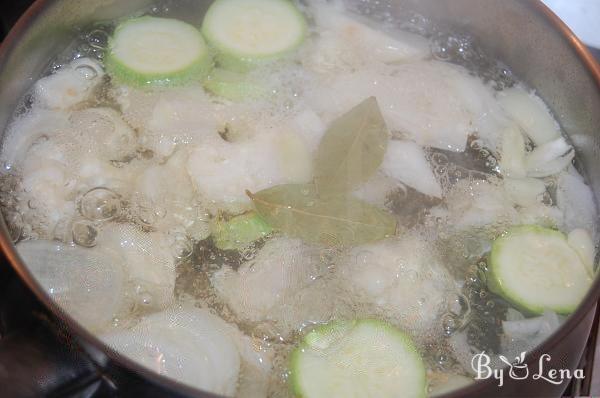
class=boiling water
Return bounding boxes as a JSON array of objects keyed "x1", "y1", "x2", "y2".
[{"x1": 0, "y1": 0, "x2": 597, "y2": 397}]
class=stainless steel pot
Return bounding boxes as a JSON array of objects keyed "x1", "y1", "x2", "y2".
[{"x1": 0, "y1": 1, "x2": 599, "y2": 397}]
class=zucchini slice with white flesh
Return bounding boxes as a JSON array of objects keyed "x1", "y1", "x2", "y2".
[
  {"x1": 290, "y1": 320, "x2": 426, "y2": 398},
  {"x1": 488, "y1": 225, "x2": 593, "y2": 315},
  {"x1": 201, "y1": 0, "x2": 307, "y2": 72},
  {"x1": 106, "y1": 16, "x2": 212, "y2": 86}
]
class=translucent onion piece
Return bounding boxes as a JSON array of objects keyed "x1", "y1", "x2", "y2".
[
  {"x1": 497, "y1": 86, "x2": 561, "y2": 146},
  {"x1": 525, "y1": 137, "x2": 574, "y2": 178},
  {"x1": 17, "y1": 240, "x2": 125, "y2": 332},
  {"x1": 381, "y1": 140, "x2": 442, "y2": 198},
  {"x1": 102, "y1": 308, "x2": 240, "y2": 396}
]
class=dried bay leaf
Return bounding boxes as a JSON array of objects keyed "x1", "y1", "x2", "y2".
[
  {"x1": 247, "y1": 184, "x2": 397, "y2": 247},
  {"x1": 315, "y1": 97, "x2": 389, "y2": 195}
]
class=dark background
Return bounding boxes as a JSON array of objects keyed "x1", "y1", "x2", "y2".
[{"x1": 0, "y1": 0, "x2": 33, "y2": 40}]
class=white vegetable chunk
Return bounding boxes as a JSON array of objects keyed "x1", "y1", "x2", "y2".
[
  {"x1": 35, "y1": 58, "x2": 105, "y2": 110},
  {"x1": 524, "y1": 137, "x2": 574, "y2": 177},
  {"x1": 517, "y1": 203, "x2": 564, "y2": 229},
  {"x1": 500, "y1": 311, "x2": 563, "y2": 363},
  {"x1": 338, "y1": 234, "x2": 459, "y2": 338},
  {"x1": 353, "y1": 173, "x2": 404, "y2": 208},
  {"x1": 1, "y1": 109, "x2": 70, "y2": 168},
  {"x1": 289, "y1": 107, "x2": 327, "y2": 153},
  {"x1": 101, "y1": 308, "x2": 241, "y2": 396},
  {"x1": 450, "y1": 311, "x2": 562, "y2": 376},
  {"x1": 18, "y1": 143, "x2": 77, "y2": 237},
  {"x1": 381, "y1": 140, "x2": 442, "y2": 198},
  {"x1": 556, "y1": 170, "x2": 598, "y2": 235},
  {"x1": 442, "y1": 179, "x2": 560, "y2": 231},
  {"x1": 97, "y1": 223, "x2": 176, "y2": 309},
  {"x1": 212, "y1": 237, "x2": 331, "y2": 337},
  {"x1": 307, "y1": 61, "x2": 507, "y2": 152},
  {"x1": 443, "y1": 180, "x2": 519, "y2": 230},
  {"x1": 306, "y1": 6, "x2": 429, "y2": 72},
  {"x1": 133, "y1": 149, "x2": 210, "y2": 240},
  {"x1": 503, "y1": 178, "x2": 546, "y2": 207},
  {"x1": 145, "y1": 87, "x2": 219, "y2": 159},
  {"x1": 69, "y1": 108, "x2": 137, "y2": 162},
  {"x1": 498, "y1": 127, "x2": 527, "y2": 178},
  {"x1": 497, "y1": 86, "x2": 561, "y2": 146},
  {"x1": 114, "y1": 86, "x2": 222, "y2": 159},
  {"x1": 76, "y1": 156, "x2": 137, "y2": 197},
  {"x1": 17, "y1": 240, "x2": 126, "y2": 332},
  {"x1": 187, "y1": 131, "x2": 312, "y2": 206},
  {"x1": 503, "y1": 311, "x2": 561, "y2": 339}
]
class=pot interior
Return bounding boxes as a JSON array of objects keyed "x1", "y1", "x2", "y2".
[{"x1": 0, "y1": 1, "x2": 599, "y2": 397}]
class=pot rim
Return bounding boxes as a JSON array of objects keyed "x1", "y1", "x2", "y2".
[{"x1": 1, "y1": 1, "x2": 599, "y2": 398}]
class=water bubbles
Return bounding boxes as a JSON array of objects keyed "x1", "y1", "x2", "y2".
[
  {"x1": 442, "y1": 312, "x2": 458, "y2": 336},
  {"x1": 169, "y1": 232, "x2": 193, "y2": 260},
  {"x1": 430, "y1": 32, "x2": 515, "y2": 90},
  {"x1": 140, "y1": 292, "x2": 153, "y2": 306},
  {"x1": 150, "y1": 0, "x2": 173, "y2": 15},
  {"x1": 75, "y1": 64, "x2": 98, "y2": 80},
  {"x1": 241, "y1": 246, "x2": 258, "y2": 261},
  {"x1": 72, "y1": 220, "x2": 98, "y2": 247},
  {"x1": 87, "y1": 29, "x2": 110, "y2": 50},
  {"x1": 430, "y1": 152, "x2": 449, "y2": 167},
  {"x1": 132, "y1": 282, "x2": 156, "y2": 309},
  {"x1": 137, "y1": 203, "x2": 157, "y2": 226},
  {"x1": 80, "y1": 188, "x2": 121, "y2": 221}
]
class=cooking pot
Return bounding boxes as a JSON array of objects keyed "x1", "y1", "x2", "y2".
[{"x1": 0, "y1": 0, "x2": 599, "y2": 397}]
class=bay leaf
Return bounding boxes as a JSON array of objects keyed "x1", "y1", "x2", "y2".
[
  {"x1": 315, "y1": 97, "x2": 389, "y2": 195},
  {"x1": 247, "y1": 184, "x2": 397, "y2": 247}
]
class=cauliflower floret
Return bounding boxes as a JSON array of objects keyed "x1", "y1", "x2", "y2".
[
  {"x1": 114, "y1": 85, "x2": 222, "y2": 159},
  {"x1": 133, "y1": 149, "x2": 210, "y2": 240},
  {"x1": 34, "y1": 58, "x2": 104, "y2": 110},
  {"x1": 305, "y1": 4, "x2": 430, "y2": 73},
  {"x1": 187, "y1": 131, "x2": 312, "y2": 207},
  {"x1": 288, "y1": 107, "x2": 327, "y2": 153},
  {"x1": 1, "y1": 109, "x2": 70, "y2": 168},
  {"x1": 337, "y1": 234, "x2": 460, "y2": 339},
  {"x1": 211, "y1": 237, "x2": 333, "y2": 337},
  {"x1": 306, "y1": 61, "x2": 511, "y2": 152},
  {"x1": 68, "y1": 107, "x2": 137, "y2": 162},
  {"x1": 556, "y1": 168, "x2": 598, "y2": 236}
]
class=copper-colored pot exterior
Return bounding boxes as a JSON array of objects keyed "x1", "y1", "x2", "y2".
[{"x1": 0, "y1": 1, "x2": 599, "y2": 397}]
